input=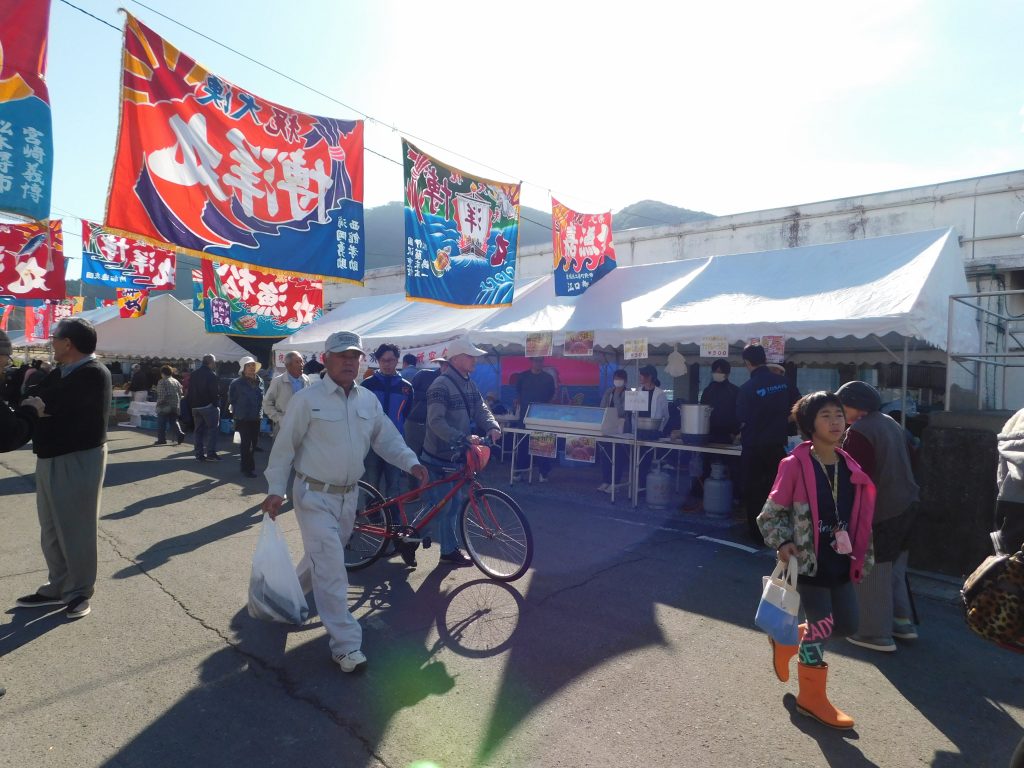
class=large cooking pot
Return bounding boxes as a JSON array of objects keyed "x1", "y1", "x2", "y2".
[
  {"x1": 635, "y1": 416, "x2": 662, "y2": 432},
  {"x1": 680, "y1": 404, "x2": 712, "y2": 434}
]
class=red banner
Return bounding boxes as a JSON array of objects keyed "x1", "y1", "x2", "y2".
[
  {"x1": 200, "y1": 259, "x2": 322, "y2": 336},
  {"x1": 117, "y1": 288, "x2": 149, "y2": 318},
  {"x1": 105, "y1": 14, "x2": 364, "y2": 282},
  {"x1": 81, "y1": 220, "x2": 176, "y2": 290},
  {"x1": 24, "y1": 303, "x2": 51, "y2": 342},
  {"x1": 551, "y1": 199, "x2": 616, "y2": 297},
  {"x1": 0, "y1": 220, "x2": 64, "y2": 300},
  {"x1": 0, "y1": 305, "x2": 12, "y2": 330}
]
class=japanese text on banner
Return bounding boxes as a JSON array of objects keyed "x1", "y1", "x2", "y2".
[
  {"x1": 551, "y1": 199, "x2": 616, "y2": 297},
  {"x1": 0, "y1": 220, "x2": 64, "y2": 301},
  {"x1": 81, "y1": 220, "x2": 176, "y2": 290},
  {"x1": 403, "y1": 139, "x2": 520, "y2": 307},
  {"x1": 201, "y1": 260, "x2": 322, "y2": 337},
  {"x1": 105, "y1": 14, "x2": 364, "y2": 282},
  {"x1": 0, "y1": 1, "x2": 53, "y2": 220}
]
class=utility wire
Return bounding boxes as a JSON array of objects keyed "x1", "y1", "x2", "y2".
[{"x1": 62, "y1": 0, "x2": 682, "y2": 229}]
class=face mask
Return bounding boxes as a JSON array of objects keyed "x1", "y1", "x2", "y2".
[
  {"x1": 712, "y1": 373, "x2": 727, "y2": 382},
  {"x1": 613, "y1": 379, "x2": 626, "y2": 388}
]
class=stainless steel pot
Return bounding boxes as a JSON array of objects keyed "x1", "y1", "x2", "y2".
[
  {"x1": 680, "y1": 404, "x2": 712, "y2": 434},
  {"x1": 635, "y1": 416, "x2": 661, "y2": 431}
]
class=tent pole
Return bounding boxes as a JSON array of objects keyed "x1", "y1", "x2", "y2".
[
  {"x1": 944, "y1": 295, "x2": 955, "y2": 412},
  {"x1": 900, "y1": 337, "x2": 909, "y2": 428}
]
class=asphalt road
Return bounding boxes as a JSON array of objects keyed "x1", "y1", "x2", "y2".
[{"x1": 1, "y1": 428, "x2": 1021, "y2": 768}]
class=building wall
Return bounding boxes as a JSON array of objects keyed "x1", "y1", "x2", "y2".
[{"x1": 327, "y1": 170, "x2": 1024, "y2": 406}]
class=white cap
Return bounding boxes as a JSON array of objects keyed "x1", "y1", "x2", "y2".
[
  {"x1": 239, "y1": 355, "x2": 262, "y2": 373},
  {"x1": 445, "y1": 336, "x2": 486, "y2": 359}
]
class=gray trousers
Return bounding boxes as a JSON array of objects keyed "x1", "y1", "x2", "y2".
[
  {"x1": 35, "y1": 445, "x2": 107, "y2": 601},
  {"x1": 852, "y1": 560, "x2": 894, "y2": 639}
]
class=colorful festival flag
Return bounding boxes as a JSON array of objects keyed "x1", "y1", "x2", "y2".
[
  {"x1": 191, "y1": 268, "x2": 205, "y2": 310},
  {"x1": 81, "y1": 220, "x2": 176, "y2": 290},
  {"x1": 70, "y1": 295, "x2": 85, "y2": 314},
  {"x1": 0, "y1": 304, "x2": 12, "y2": 330},
  {"x1": 0, "y1": 1, "x2": 53, "y2": 220},
  {"x1": 551, "y1": 198, "x2": 616, "y2": 297},
  {"x1": 0, "y1": 220, "x2": 64, "y2": 300},
  {"x1": 200, "y1": 259, "x2": 322, "y2": 337},
  {"x1": 117, "y1": 288, "x2": 149, "y2": 318},
  {"x1": 24, "y1": 302, "x2": 51, "y2": 342},
  {"x1": 105, "y1": 14, "x2": 364, "y2": 282},
  {"x1": 100, "y1": 299, "x2": 117, "y2": 308},
  {"x1": 402, "y1": 140, "x2": 520, "y2": 307},
  {"x1": 50, "y1": 298, "x2": 74, "y2": 322}
]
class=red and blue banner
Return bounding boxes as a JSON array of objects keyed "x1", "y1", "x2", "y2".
[
  {"x1": 200, "y1": 259, "x2": 322, "y2": 337},
  {"x1": 191, "y1": 267, "x2": 204, "y2": 310},
  {"x1": 0, "y1": 219, "x2": 64, "y2": 300},
  {"x1": 0, "y1": 1, "x2": 53, "y2": 220},
  {"x1": 81, "y1": 219, "x2": 176, "y2": 290},
  {"x1": 551, "y1": 198, "x2": 616, "y2": 297},
  {"x1": 403, "y1": 140, "x2": 520, "y2": 307},
  {"x1": 117, "y1": 288, "x2": 149, "y2": 318},
  {"x1": 105, "y1": 14, "x2": 364, "y2": 283},
  {"x1": 24, "y1": 302, "x2": 51, "y2": 342}
]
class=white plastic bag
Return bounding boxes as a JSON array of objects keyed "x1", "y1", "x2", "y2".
[
  {"x1": 248, "y1": 514, "x2": 309, "y2": 624},
  {"x1": 233, "y1": 430, "x2": 241, "y2": 445}
]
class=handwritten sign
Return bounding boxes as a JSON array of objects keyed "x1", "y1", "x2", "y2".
[
  {"x1": 700, "y1": 335, "x2": 729, "y2": 359},
  {"x1": 623, "y1": 338, "x2": 648, "y2": 361},
  {"x1": 624, "y1": 389, "x2": 647, "y2": 412}
]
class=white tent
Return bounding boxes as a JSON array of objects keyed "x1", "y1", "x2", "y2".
[
  {"x1": 9, "y1": 294, "x2": 250, "y2": 360},
  {"x1": 278, "y1": 228, "x2": 975, "y2": 361}
]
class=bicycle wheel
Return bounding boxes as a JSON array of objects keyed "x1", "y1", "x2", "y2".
[
  {"x1": 461, "y1": 487, "x2": 533, "y2": 582},
  {"x1": 346, "y1": 481, "x2": 391, "y2": 570}
]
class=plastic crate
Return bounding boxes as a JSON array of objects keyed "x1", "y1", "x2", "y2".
[{"x1": 140, "y1": 416, "x2": 158, "y2": 431}]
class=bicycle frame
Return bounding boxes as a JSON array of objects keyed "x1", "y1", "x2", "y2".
[{"x1": 360, "y1": 447, "x2": 485, "y2": 542}]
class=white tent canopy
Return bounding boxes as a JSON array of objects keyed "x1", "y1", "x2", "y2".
[
  {"x1": 274, "y1": 227, "x2": 975, "y2": 360},
  {"x1": 9, "y1": 294, "x2": 250, "y2": 360}
]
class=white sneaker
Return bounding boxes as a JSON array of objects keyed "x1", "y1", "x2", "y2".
[
  {"x1": 597, "y1": 483, "x2": 609, "y2": 492},
  {"x1": 538, "y1": 474, "x2": 548, "y2": 483},
  {"x1": 333, "y1": 649, "x2": 367, "y2": 672}
]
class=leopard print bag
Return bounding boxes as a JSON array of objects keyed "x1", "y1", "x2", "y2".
[{"x1": 961, "y1": 549, "x2": 1024, "y2": 653}]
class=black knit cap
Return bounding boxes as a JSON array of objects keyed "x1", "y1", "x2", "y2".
[{"x1": 836, "y1": 381, "x2": 882, "y2": 412}]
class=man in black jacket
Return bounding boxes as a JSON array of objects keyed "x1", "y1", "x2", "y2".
[
  {"x1": 14, "y1": 318, "x2": 111, "y2": 620},
  {"x1": 189, "y1": 354, "x2": 222, "y2": 461},
  {"x1": 736, "y1": 344, "x2": 800, "y2": 543}
]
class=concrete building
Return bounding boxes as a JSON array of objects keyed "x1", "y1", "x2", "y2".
[{"x1": 327, "y1": 168, "x2": 1024, "y2": 410}]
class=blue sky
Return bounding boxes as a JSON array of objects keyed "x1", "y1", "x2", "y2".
[{"x1": 31, "y1": 0, "x2": 1024, "y2": 275}]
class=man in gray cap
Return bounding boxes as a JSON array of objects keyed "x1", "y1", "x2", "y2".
[
  {"x1": 262, "y1": 330, "x2": 428, "y2": 673},
  {"x1": 419, "y1": 335, "x2": 501, "y2": 566},
  {"x1": 836, "y1": 380, "x2": 920, "y2": 652}
]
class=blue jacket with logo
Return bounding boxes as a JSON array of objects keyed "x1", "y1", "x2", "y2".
[
  {"x1": 736, "y1": 366, "x2": 800, "y2": 448},
  {"x1": 363, "y1": 371, "x2": 413, "y2": 434}
]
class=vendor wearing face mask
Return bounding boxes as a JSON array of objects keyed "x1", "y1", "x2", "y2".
[
  {"x1": 700, "y1": 359, "x2": 741, "y2": 443},
  {"x1": 597, "y1": 369, "x2": 630, "y2": 493}
]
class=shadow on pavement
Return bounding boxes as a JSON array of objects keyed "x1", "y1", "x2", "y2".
[
  {"x1": 102, "y1": 477, "x2": 225, "y2": 520},
  {"x1": 781, "y1": 693, "x2": 877, "y2": 768},
  {"x1": 111, "y1": 504, "x2": 264, "y2": 579},
  {"x1": 1, "y1": 606, "x2": 71, "y2": 656}
]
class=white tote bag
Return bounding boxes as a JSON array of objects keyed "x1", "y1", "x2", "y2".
[{"x1": 754, "y1": 558, "x2": 801, "y2": 644}]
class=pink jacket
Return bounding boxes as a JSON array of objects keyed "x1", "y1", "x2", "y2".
[{"x1": 763, "y1": 441, "x2": 876, "y2": 583}]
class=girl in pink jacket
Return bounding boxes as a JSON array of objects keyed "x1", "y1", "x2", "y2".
[{"x1": 757, "y1": 391, "x2": 876, "y2": 730}]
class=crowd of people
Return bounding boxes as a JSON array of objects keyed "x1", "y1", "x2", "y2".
[{"x1": 3, "y1": 324, "x2": 1019, "y2": 753}]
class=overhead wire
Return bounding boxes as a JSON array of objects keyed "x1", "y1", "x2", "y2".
[{"x1": 57, "y1": 0, "x2": 684, "y2": 231}]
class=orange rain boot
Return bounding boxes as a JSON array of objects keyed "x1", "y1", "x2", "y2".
[
  {"x1": 796, "y1": 662, "x2": 854, "y2": 729},
  {"x1": 769, "y1": 622, "x2": 807, "y2": 682}
]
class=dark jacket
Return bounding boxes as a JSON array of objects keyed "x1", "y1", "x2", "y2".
[
  {"x1": 228, "y1": 375, "x2": 264, "y2": 421},
  {"x1": 31, "y1": 359, "x2": 111, "y2": 459},
  {"x1": 189, "y1": 365, "x2": 220, "y2": 409},
  {"x1": 515, "y1": 370, "x2": 556, "y2": 420},
  {"x1": 362, "y1": 371, "x2": 412, "y2": 433},
  {"x1": 736, "y1": 366, "x2": 800, "y2": 448},
  {"x1": 407, "y1": 368, "x2": 441, "y2": 425},
  {"x1": 0, "y1": 399, "x2": 37, "y2": 452},
  {"x1": 700, "y1": 379, "x2": 740, "y2": 442},
  {"x1": 842, "y1": 411, "x2": 919, "y2": 523}
]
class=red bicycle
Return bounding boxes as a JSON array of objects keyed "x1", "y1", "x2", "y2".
[{"x1": 346, "y1": 443, "x2": 533, "y2": 582}]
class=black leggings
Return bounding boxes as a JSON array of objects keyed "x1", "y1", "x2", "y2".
[
  {"x1": 797, "y1": 580, "x2": 859, "y2": 665},
  {"x1": 236, "y1": 419, "x2": 260, "y2": 473}
]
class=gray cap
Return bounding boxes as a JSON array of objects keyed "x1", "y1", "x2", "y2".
[
  {"x1": 325, "y1": 331, "x2": 365, "y2": 355},
  {"x1": 836, "y1": 380, "x2": 882, "y2": 412},
  {"x1": 0, "y1": 329, "x2": 11, "y2": 356}
]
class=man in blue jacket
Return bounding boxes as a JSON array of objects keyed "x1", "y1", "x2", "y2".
[
  {"x1": 736, "y1": 344, "x2": 800, "y2": 543},
  {"x1": 361, "y1": 343, "x2": 413, "y2": 497}
]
